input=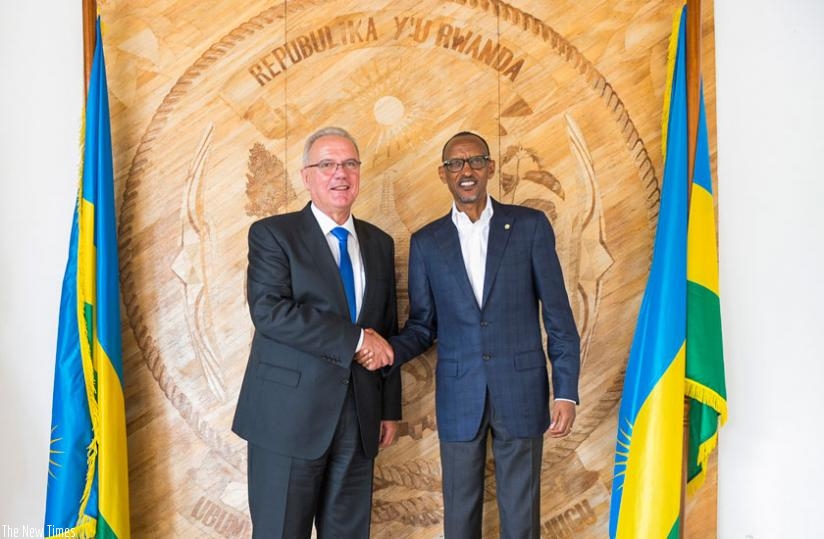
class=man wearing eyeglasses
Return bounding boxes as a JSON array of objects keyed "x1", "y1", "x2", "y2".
[
  {"x1": 233, "y1": 126, "x2": 401, "y2": 538},
  {"x1": 361, "y1": 131, "x2": 580, "y2": 538}
]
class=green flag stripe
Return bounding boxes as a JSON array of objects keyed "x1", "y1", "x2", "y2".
[
  {"x1": 686, "y1": 281, "x2": 726, "y2": 396},
  {"x1": 84, "y1": 302, "x2": 94, "y2": 347},
  {"x1": 667, "y1": 518, "x2": 680, "y2": 539},
  {"x1": 687, "y1": 401, "x2": 718, "y2": 478},
  {"x1": 97, "y1": 514, "x2": 118, "y2": 539}
]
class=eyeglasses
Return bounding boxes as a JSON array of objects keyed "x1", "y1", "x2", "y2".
[
  {"x1": 442, "y1": 155, "x2": 490, "y2": 173},
  {"x1": 304, "y1": 159, "x2": 361, "y2": 174}
]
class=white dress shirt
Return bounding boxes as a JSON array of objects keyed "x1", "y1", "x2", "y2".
[
  {"x1": 451, "y1": 195, "x2": 494, "y2": 308},
  {"x1": 310, "y1": 203, "x2": 366, "y2": 349}
]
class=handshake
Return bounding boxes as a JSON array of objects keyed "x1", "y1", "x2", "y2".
[{"x1": 355, "y1": 328, "x2": 394, "y2": 371}]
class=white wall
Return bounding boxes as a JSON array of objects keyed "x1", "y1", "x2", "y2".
[
  {"x1": 1, "y1": 2, "x2": 822, "y2": 537},
  {"x1": 0, "y1": 1, "x2": 84, "y2": 533},
  {"x1": 715, "y1": 1, "x2": 824, "y2": 537}
]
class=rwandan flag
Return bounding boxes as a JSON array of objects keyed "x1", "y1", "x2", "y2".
[
  {"x1": 609, "y1": 6, "x2": 727, "y2": 538},
  {"x1": 45, "y1": 18, "x2": 130, "y2": 539},
  {"x1": 685, "y1": 62, "x2": 728, "y2": 496}
]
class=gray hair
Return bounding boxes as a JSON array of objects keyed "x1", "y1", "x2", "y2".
[{"x1": 302, "y1": 126, "x2": 360, "y2": 166}]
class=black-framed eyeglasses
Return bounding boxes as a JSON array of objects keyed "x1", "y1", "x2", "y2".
[
  {"x1": 442, "y1": 155, "x2": 490, "y2": 173},
  {"x1": 304, "y1": 158, "x2": 361, "y2": 174}
]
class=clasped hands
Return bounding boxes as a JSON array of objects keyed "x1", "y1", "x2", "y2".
[{"x1": 355, "y1": 328, "x2": 393, "y2": 371}]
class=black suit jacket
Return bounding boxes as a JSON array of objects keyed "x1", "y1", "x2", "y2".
[{"x1": 232, "y1": 203, "x2": 401, "y2": 459}]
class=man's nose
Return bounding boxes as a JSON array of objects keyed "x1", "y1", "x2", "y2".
[{"x1": 331, "y1": 163, "x2": 347, "y2": 177}]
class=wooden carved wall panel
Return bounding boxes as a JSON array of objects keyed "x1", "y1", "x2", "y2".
[{"x1": 103, "y1": 1, "x2": 718, "y2": 537}]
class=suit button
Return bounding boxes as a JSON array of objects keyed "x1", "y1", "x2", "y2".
[
  {"x1": 480, "y1": 321, "x2": 489, "y2": 327},
  {"x1": 483, "y1": 354, "x2": 491, "y2": 360},
  {"x1": 342, "y1": 378, "x2": 350, "y2": 385}
]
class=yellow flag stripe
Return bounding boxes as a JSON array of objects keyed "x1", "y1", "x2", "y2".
[
  {"x1": 687, "y1": 184, "x2": 719, "y2": 295},
  {"x1": 616, "y1": 344, "x2": 685, "y2": 538},
  {"x1": 77, "y1": 199, "x2": 96, "y2": 311},
  {"x1": 97, "y1": 339, "x2": 130, "y2": 539}
]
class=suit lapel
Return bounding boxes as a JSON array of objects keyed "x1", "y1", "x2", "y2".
[
  {"x1": 482, "y1": 199, "x2": 514, "y2": 307},
  {"x1": 432, "y1": 213, "x2": 480, "y2": 311},
  {"x1": 353, "y1": 218, "x2": 375, "y2": 324},
  {"x1": 296, "y1": 203, "x2": 351, "y2": 320}
]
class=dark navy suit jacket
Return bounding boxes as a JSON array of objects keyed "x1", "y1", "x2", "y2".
[
  {"x1": 232, "y1": 203, "x2": 402, "y2": 459},
  {"x1": 391, "y1": 199, "x2": 580, "y2": 442}
]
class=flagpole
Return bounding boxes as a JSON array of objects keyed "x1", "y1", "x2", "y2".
[
  {"x1": 82, "y1": 0, "x2": 97, "y2": 97},
  {"x1": 686, "y1": 0, "x2": 702, "y2": 189},
  {"x1": 682, "y1": 1, "x2": 702, "y2": 537}
]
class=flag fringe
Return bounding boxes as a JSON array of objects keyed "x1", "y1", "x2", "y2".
[
  {"x1": 685, "y1": 430, "x2": 719, "y2": 496},
  {"x1": 74, "y1": 103, "x2": 102, "y2": 531},
  {"x1": 684, "y1": 378, "x2": 728, "y2": 425},
  {"x1": 686, "y1": 468, "x2": 706, "y2": 496},
  {"x1": 77, "y1": 514, "x2": 97, "y2": 539},
  {"x1": 45, "y1": 516, "x2": 96, "y2": 539},
  {"x1": 684, "y1": 377, "x2": 727, "y2": 497}
]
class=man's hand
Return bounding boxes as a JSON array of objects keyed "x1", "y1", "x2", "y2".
[
  {"x1": 354, "y1": 328, "x2": 394, "y2": 371},
  {"x1": 548, "y1": 400, "x2": 576, "y2": 438},
  {"x1": 379, "y1": 420, "x2": 399, "y2": 448}
]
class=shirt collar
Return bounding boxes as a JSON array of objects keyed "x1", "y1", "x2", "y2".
[
  {"x1": 310, "y1": 203, "x2": 356, "y2": 237},
  {"x1": 451, "y1": 195, "x2": 493, "y2": 228}
]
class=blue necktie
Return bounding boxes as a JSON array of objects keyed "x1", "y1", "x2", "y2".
[{"x1": 330, "y1": 227, "x2": 357, "y2": 322}]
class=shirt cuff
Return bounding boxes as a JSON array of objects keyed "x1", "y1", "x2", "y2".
[
  {"x1": 555, "y1": 398, "x2": 576, "y2": 404},
  {"x1": 355, "y1": 329, "x2": 364, "y2": 352}
]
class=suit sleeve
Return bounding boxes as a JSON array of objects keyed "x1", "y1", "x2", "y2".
[
  {"x1": 247, "y1": 220, "x2": 361, "y2": 367},
  {"x1": 389, "y1": 234, "x2": 437, "y2": 368},
  {"x1": 532, "y1": 213, "x2": 581, "y2": 403},
  {"x1": 381, "y1": 239, "x2": 402, "y2": 420}
]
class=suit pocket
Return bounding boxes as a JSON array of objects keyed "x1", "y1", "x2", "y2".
[
  {"x1": 256, "y1": 362, "x2": 301, "y2": 387},
  {"x1": 437, "y1": 358, "x2": 459, "y2": 377},
  {"x1": 514, "y1": 350, "x2": 546, "y2": 371}
]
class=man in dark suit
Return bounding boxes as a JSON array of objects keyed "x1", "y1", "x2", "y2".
[
  {"x1": 361, "y1": 131, "x2": 580, "y2": 538},
  {"x1": 232, "y1": 126, "x2": 400, "y2": 538}
]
